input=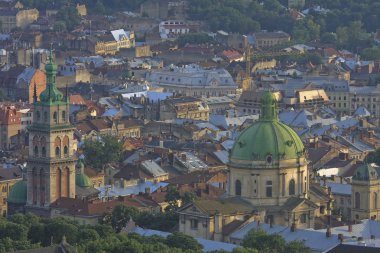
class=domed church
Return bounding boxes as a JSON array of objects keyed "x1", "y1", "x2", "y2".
[
  {"x1": 228, "y1": 91, "x2": 323, "y2": 227},
  {"x1": 178, "y1": 91, "x2": 331, "y2": 241}
]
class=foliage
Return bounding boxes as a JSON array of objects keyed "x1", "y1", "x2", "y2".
[
  {"x1": 362, "y1": 47, "x2": 380, "y2": 61},
  {"x1": 365, "y1": 148, "x2": 380, "y2": 165},
  {"x1": 56, "y1": 6, "x2": 81, "y2": 31},
  {"x1": 276, "y1": 52, "x2": 323, "y2": 66},
  {"x1": 166, "y1": 232, "x2": 203, "y2": 252},
  {"x1": 82, "y1": 135, "x2": 123, "y2": 169},
  {"x1": 242, "y1": 229, "x2": 310, "y2": 253},
  {"x1": 101, "y1": 205, "x2": 139, "y2": 232},
  {"x1": 101, "y1": 204, "x2": 178, "y2": 232},
  {"x1": 177, "y1": 33, "x2": 214, "y2": 47}
]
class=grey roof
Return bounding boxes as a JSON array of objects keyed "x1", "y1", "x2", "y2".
[
  {"x1": 16, "y1": 67, "x2": 36, "y2": 85},
  {"x1": 326, "y1": 182, "x2": 351, "y2": 195},
  {"x1": 141, "y1": 160, "x2": 168, "y2": 178},
  {"x1": 146, "y1": 64, "x2": 236, "y2": 87}
]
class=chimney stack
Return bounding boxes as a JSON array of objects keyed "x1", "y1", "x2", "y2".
[
  {"x1": 348, "y1": 224, "x2": 352, "y2": 232},
  {"x1": 326, "y1": 226, "x2": 331, "y2": 237},
  {"x1": 338, "y1": 234, "x2": 343, "y2": 243},
  {"x1": 291, "y1": 222, "x2": 296, "y2": 232}
]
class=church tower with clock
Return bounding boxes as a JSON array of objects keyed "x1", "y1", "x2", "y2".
[{"x1": 26, "y1": 50, "x2": 77, "y2": 212}]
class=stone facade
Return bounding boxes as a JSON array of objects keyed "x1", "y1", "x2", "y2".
[
  {"x1": 351, "y1": 164, "x2": 380, "y2": 221},
  {"x1": 26, "y1": 51, "x2": 77, "y2": 214}
]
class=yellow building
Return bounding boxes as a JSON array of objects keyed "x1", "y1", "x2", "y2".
[{"x1": 0, "y1": 166, "x2": 22, "y2": 217}]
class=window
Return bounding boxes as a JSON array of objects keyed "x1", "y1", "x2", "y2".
[
  {"x1": 289, "y1": 179, "x2": 295, "y2": 195},
  {"x1": 266, "y1": 181, "x2": 272, "y2": 197},
  {"x1": 36, "y1": 111, "x2": 40, "y2": 120},
  {"x1": 34, "y1": 146, "x2": 38, "y2": 156},
  {"x1": 300, "y1": 214, "x2": 307, "y2": 223},
  {"x1": 355, "y1": 192, "x2": 360, "y2": 209},
  {"x1": 42, "y1": 147, "x2": 46, "y2": 157},
  {"x1": 53, "y1": 112, "x2": 57, "y2": 123},
  {"x1": 374, "y1": 193, "x2": 378, "y2": 209},
  {"x1": 44, "y1": 111, "x2": 48, "y2": 122},
  {"x1": 62, "y1": 111, "x2": 66, "y2": 122},
  {"x1": 190, "y1": 219, "x2": 198, "y2": 230},
  {"x1": 340, "y1": 198, "x2": 344, "y2": 205},
  {"x1": 64, "y1": 146, "x2": 68, "y2": 156},
  {"x1": 235, "y1": 180, "x2": 242, "y2": 196}
]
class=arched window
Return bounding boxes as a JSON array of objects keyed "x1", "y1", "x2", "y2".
[
  {"x1": 289, "y1": 179, "x2": 295, "y2": 195},
  {"x1": 53, "y1": 112, "x2": 57, "y2": 123},
  {"x1": 55, "y1": 147, "x2": 60, "y2": 157},
  {"x1": 34, "y1": 146, "x2": 38, "y2": 156},
  {"x1": 374, "y1": 192, "x2": 378, "y2": 209},
  {"x1": 41, "y1": 147, "x2": 46, "y2": 157},
  {"x1": 62, "y1": 111, "x2": 66, "y2": 122},
  {"x1": 64, "y1": 146, "x2": 68, "y2": 156},
  {"x1": 36, "y1": 111, "x2": 40, "y2": 121},
  {"x1": 44, "y1": 111, "x2": 48, "y2": 122},
  {"x1": 355, "y1": 192, "x2": 361, "y2": 209},
  {"x1": 32, "y1": 168, "x2": 37, "y2": 204},
  {"x1": 235, "y1": 180, "x2": 242, "y2": 196}
]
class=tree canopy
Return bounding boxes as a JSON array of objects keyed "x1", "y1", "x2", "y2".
[{"x1": 82, "y1": 135, "x2": 123, "y2": 170}]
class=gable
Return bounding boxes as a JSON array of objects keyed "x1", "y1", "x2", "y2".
[{"x1": 178, "y1": 203, "x2": 209, "y2": 217}]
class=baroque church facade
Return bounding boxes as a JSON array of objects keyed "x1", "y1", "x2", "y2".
[{"x1": 178, "y1": 91, "x2": 332, "y2": 241}]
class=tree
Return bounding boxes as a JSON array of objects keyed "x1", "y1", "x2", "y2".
[
  {"x1": 166, "y1": 232, "x2": 203, "y2": 252},
  {"x1": 82, "y1": 135, "x2": 123, "y2": 170},
  {"x1": 242, "y1": 229, "x2": 286, "y2": 253},
  {"x1": 164, "y1": 185, "x2": 181, "y2": 211},
  {"x1": 284, "y1": 241, "x2": 311, "y2": 253},
  {"x1": 56, "y1": 6, "x2": 81, "y2": 31},
  {"x1": 101, "y1": 205, "x2": 139, "y2": 232},
  {"x1": 365, "y1": 148, "x2": 380, "y2": 165}
]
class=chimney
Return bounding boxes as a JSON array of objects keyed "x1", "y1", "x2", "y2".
[
  {"x1": 338, "y1": 234, "x2": 343, "y2": 243},
  {"x1": 291, "y1": 222, "x2": 296, "y2": 232},
  {"x1": 145, "y1": 187, "x2": 151, "y2": 194},
  {"x1": 348, "y1": 224, "x2": 352, "y2": 232},
  {"x1": 326, "y1": 226, "x2": 331, "y2": 237},
  {"x1": 181, "y1": 153, "x2": 187, "y2": 161}
]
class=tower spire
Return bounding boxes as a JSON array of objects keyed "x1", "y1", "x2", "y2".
[{"x1": 260, "y1": 90, "x2": 278, "y2": 121}]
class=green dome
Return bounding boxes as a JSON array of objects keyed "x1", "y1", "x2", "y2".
[
  {"x1": 39, "y1": 49, "x2": 64, "y2": 103},
  {"x1": 230, "y1": 91, "x2": 305, "y2": 163},
  {"x1": 353, "y1": 164, "x2": 378, "y2": 181},
  {"x1": 76, "y1": 173, "x2": 92, "y2": 188},
  {"x1": 76, "y1": 159, "x2": 85, "y2": 170},
  {"x1": 7, "y1": 180, "x2": 27, "y2": 204}
]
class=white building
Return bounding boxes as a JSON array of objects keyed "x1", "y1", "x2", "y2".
[{"x1": 146, "y1": 64, "x2": 237, "y2": 97}]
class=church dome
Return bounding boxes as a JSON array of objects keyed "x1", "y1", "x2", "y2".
[
  {"x1": 353, "y1": 164, "x2": 378, "y2": 181},
  {"x1": 7, "y1": 180, "x2": 27, "y2": 204},
  {"x1": 230, "y1": 91, "x2": 305, "y2": 165}
]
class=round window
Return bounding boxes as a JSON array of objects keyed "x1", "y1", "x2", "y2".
[{"x1": 266, "y1": 155, "x2": 272, "y2": 164}]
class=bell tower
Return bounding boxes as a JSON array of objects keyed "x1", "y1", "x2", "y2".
[{"x1": 26, "y1": 49, "x2": 76, "y2": 211}]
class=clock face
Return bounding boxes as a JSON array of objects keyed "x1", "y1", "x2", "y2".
[{"x1": 210, "y1": 79, "x2": 218, "y2": 87}]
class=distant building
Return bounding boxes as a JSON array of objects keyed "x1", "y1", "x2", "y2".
[
  {"x1": 93, "y1": 29, "x2": 135, "y2": 55},
  {"x1": 0, "y1": 66, "x2": 47, "y2": 103},
  {"x1": 146, "y1": 64, "x2": 237, "y2": 97},
  {"x1": 0, "y1": 8, "x2": 39, "y2": 33},
  {"x1": 0, "y1": 165, "x2": 22, "y2": 217},
  {"x1": 159, "y1": 20, "x2": 190, "y2": 39},
  {"x1": 254, "y1": 31, "x2": 290, "y2": 48},
  {"x1": 76, "y1": 3, "x2": 87, "y2": 16},
  {"x1": 160, "y1": 96, "x2": 209, "y2": 121},
  {"x1": 0, "y1": 105, "x2": 22, "y2": 149}
]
